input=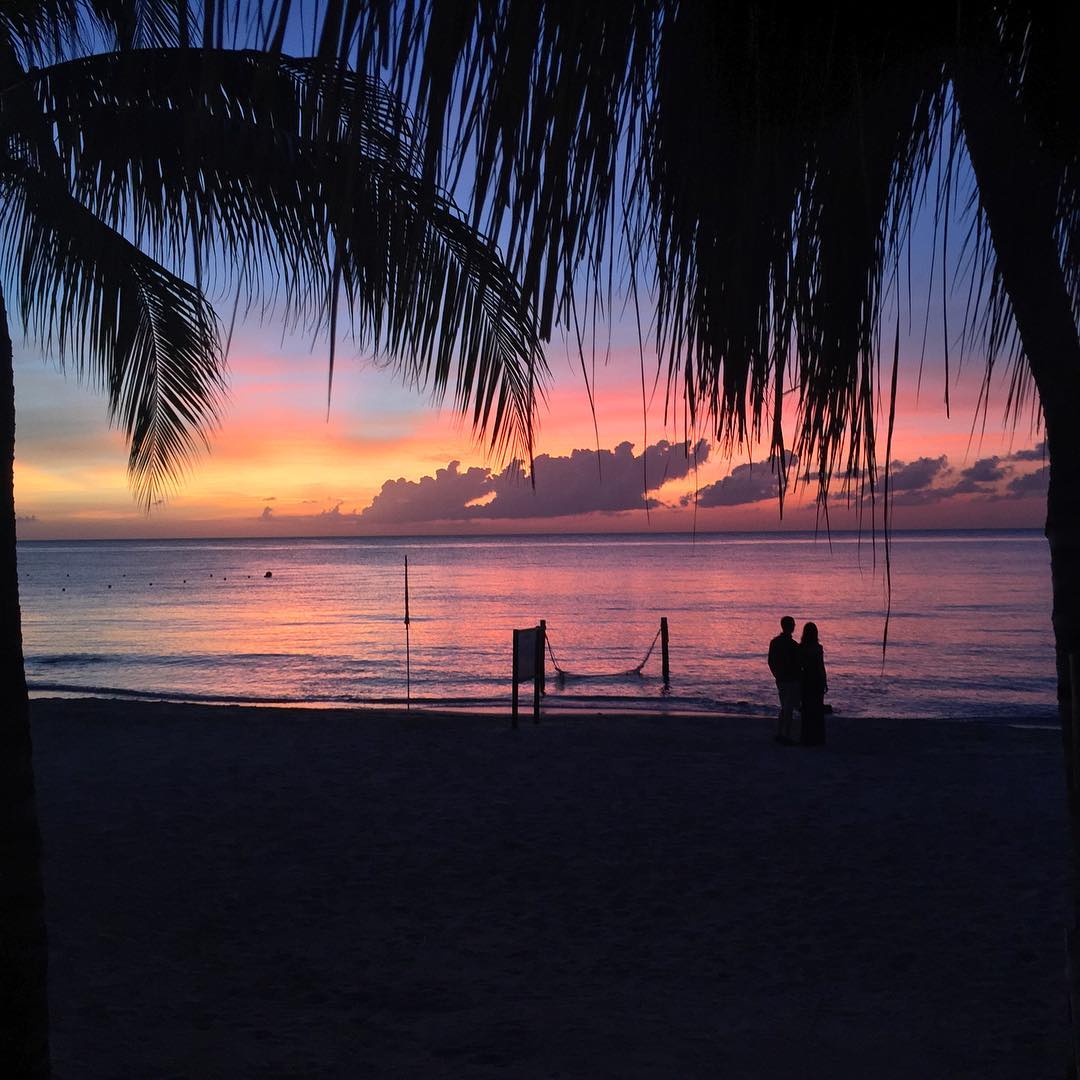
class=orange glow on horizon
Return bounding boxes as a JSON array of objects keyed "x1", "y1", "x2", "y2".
[{"x1": 14, "y1": 339, "x2": 1047, "y2": 540}]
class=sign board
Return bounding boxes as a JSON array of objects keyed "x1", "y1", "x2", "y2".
[
  {"x1": 511, "y1": 623, "x2": 545, "y2": 727},
  {"x1": 514, "y1": 628, "x2": 538, "y2": 683}
]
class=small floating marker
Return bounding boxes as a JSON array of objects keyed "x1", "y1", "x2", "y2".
[
  {"x1": 107, "y1": 584, "x2": 112, "y2": 589},
  {"x1": 61, "y1": 587, "x2": 65, "y2": 592},
  {"x1": 264, "y1": 571, "x2": 272, "y2": 578}
]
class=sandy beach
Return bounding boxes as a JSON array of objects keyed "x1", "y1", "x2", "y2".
[{"x1": 31, "y1": 698, "x2": 1067, "y2": 1078}]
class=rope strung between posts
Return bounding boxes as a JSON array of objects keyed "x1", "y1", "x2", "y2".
[{"x1": 545, "y1": 626, "x2": 663, "y2": 679}]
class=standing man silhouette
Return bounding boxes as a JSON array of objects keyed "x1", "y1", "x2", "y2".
[{"x1": 768, "y1": 616, "x2": 801, "y2": 744}]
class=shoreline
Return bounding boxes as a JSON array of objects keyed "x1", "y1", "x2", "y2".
[
  {"x1": 31, "y1": 697, "x2": 1067, "y2": 1077},
  {"x1": 29, "y1": 690, "x2": 1058, "y2": 727}
]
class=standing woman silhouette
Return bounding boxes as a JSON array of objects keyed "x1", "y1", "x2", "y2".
[{"x1": 799, "y1": 622, "x2": 828, "y2": 746}]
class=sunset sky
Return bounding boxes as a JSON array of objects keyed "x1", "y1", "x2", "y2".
[
  {"x1": 13, "y1": 200, "x2": 1048, "y2": 541},
  {"x1": 12, "y1": 319, "x2": 1047, "y2": 539}
]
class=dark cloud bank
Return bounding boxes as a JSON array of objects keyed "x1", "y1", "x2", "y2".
[
  {"x1": 684, "y1": 458, "x2": 797, "y2": 508},
  {"x1": 257, "y1": 441, "x2": 1046, "y2": 528},
  {"x1": 358, "y1": 439, "x2": 709, "y2": 525},
  {"x1": 679, "y1": 445, "x2": 1047, "y2": 512},
  {"x1": 885, "y1": 449, "x2": 1047, "y2": 507}
]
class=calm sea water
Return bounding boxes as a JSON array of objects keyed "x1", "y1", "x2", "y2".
[{"x1": 16, "y1": 530, "x2": 1056, "y2": 721}]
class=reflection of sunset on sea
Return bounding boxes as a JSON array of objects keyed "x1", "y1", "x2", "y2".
[
  {"x1": 15, "y1": 334, "x2": 1047, "y2": 539},
  {"x1": 18, "y1": 531, "x2": 1056, "y2": 720}
]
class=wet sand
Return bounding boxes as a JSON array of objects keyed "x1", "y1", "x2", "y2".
[{"x1": 32, "y1": 697, "x2": 1067, "y2": 1078}]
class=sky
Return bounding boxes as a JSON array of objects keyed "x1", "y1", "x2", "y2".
[
  {"x1": 13, "y1": 305, "x2": 1048, "y2": 540},
  {"x1": 1, "y1": 11, "x2": 1054, "y2": 542},
  {"x1": 11, "y1": 141, "x2": 1049, "y2": 541}
]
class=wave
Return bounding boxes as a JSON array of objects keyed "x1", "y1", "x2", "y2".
[
  {"x1": 25, "y1": 679, "x2": 1056, "y2": 723},
  {"x1": 26, "y1": 681, "x2": 410, "y2": 707},
  {"x1": 26, "y1": 679, "x2": 769, "y2": 715},
  {"x1": 26, "y1": 650, "x2": 382, "y2": 669},
  {"x1": 25, "y1": 680, "x2": 524, "y2": 708},
  {"x1": 30, "y1": 653, "x2": 110, "y2": 667}
]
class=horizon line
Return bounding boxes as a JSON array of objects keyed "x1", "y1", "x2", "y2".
[{"x1": 15, "y1": 525, "x2": 1046, "y2": 544}]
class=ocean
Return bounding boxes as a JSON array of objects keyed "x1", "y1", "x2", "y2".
[{"x1": 17, "y1": 530, "x2": 1057, "y2": 721}]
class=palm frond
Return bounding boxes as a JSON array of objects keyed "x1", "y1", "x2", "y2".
[
  {"x1": 0, "y1": 1, "x2": 84, "y2": 65},
  {"x1": 34, "y1": 49, "x2": 417, "y2": 308},
  {"x1": 333, "y1": 177, "x2": 545, "y2": 460},
  {"x1": 997, "y1": 3, "x2": 1080, "y2": 326},
  {"x1": 1, "y1": 1, "x2": 260, "y2": 61},
  {"x1": 317, "y1": 2, "x2": 1075, "y2": 507},
  {"x1": 0, "y1": 161, "x2": 225, "y2": 506},
  {"x1": 20, "y1": 45, "x2": 544, "y2": 478}
]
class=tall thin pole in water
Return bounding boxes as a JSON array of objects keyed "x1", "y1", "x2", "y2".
[{"x1": 404, "y1": 556, "x2": 411, "y2": 711}]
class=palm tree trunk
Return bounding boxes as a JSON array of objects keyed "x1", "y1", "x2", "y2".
[
  {"x1": 0, "y1": 289, "x2": 50, "y2": 1076},
  {"x1": 952, "y1": 29, "x2": 1080, "y2": 1075}
]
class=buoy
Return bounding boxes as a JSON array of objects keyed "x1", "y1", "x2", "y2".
[{"x1": 264, "y1": 571, "x2": 272, "y2": 578}]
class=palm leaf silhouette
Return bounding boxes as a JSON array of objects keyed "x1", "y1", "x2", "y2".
[{"x1": 0, "y1": 7, "x2": 545, "y2": 1073}]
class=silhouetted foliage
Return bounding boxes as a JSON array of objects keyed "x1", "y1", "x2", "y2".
[{"x1": 0, "y1": 3, "x2": 545, "y2": 1074}]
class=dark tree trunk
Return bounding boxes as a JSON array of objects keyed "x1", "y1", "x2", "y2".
[
  {"x1": 952, "y1": 23, "x2": 1080, "y2": 1076},
  {"x1": 0, "y1": 291, "x2": 50, "y2": 1076}
]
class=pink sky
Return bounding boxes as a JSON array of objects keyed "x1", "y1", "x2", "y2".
[{"x1": 12, "y1": 317, "x2": 1048, "y2": 539}]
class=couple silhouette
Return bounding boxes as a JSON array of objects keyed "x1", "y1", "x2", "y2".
[{"x1": 767, "y1": 616, "x2": 828, "y2": 747}]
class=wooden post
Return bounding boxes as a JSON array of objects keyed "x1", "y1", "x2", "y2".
[
  {"x1": 404, "y1": 556, "x2": 411, "y2": 712},
  {"x1": 661, "y1": 617, "x2": 670, "y2": 684},
  {"x1": 539, "y1": 620, "x2": 547, "y2": 697},
  {"x1": 533, "y1": 625, "x2": 543, "y2": 723},
  {"x1": 511, "y1": 628, "x2": 520, "y2": 729}
]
